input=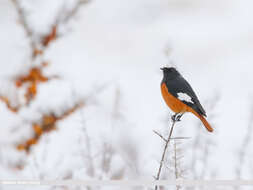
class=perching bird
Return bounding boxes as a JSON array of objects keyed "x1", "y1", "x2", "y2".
[{"x1": 160, "y1": 67, "x2": 213, "y2": 132}]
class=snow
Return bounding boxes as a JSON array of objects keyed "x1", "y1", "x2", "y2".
[{"x1": 1, "y1": 0, "x2": 253, "y2": 189}]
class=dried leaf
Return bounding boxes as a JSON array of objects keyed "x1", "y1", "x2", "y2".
[
  {"x1": 33, "y1": 48, "x2": 43, "y2": 57},
  {"x1": 25, "y1": 82, "x2": 37, "y2": 104},
  {"x1": 0, "y1": 96, "x2": 19, "y2": 112},
  {"x1": 15, "y1": 66, "x2": 51, "y2": 105},
  {"x1": 33, "y1": 124, "x2": 42, "y2": 136},
  {"x1": 42, "y1": 25, "x2": 57, "y2": 47},
  {"x1": 17, "y1": 101, "x2": 84, "y2": 153}
]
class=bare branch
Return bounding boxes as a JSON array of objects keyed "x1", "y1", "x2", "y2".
[
  {"x1": 235, "y1": 103, "x2": 253, "y2": 180},
  {"x1": 153, "y1": 130, "x2": 190, "y2": 143},
  {"x1": 59, "y1": 0, "x2": 90, "y2": 25},
  {"x1": 153, "y1": 130, "x2": 167, "y2": 142},
  {"x1": 154, "y1": 114, "x2": 180, "y2": 190},
  {"x1": 12, "y1": 0, "x2": 90, "y2": 56},
  {"x1": 16, "y1": 101, "x2": 84, "y2": 153},
  {"x1": 173, "y1": 142, "x2": 182, "y2": 190},
  {"x1": 80, "y1": 112, "x2": 95, "y2": 178},
  {"x1": 174, "y1": 142, "x2": 179, "y2": 179},
  {"x1": 11, "y1": 0, "x2": 37, "y2": 57},
  {"x1": 0, "y1": 95, "x2": 19, "y2": 113},
  {"x1": 83, "y1": 82, "x2": 113, "y2": 104}
]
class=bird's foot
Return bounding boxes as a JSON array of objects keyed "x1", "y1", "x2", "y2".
[
  {"x1": 176, "y1": 113, "x2": 184, "y2": 121},
  {"x1": 171, "y1": 114, "x2": 177, "y2": 122},
  {"x1": 171, "y1": 113, "x2": 184, "y2": 122}
]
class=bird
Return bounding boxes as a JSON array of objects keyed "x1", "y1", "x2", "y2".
[{"x1": 160, "y1": 67, "x2": 213, "y2": 132}]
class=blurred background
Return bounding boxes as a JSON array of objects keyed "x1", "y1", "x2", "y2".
[{"x1": 0, "y1": 0, "x2": 253, "y2": 189}]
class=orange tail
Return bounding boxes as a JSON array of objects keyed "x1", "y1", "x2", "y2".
[
  {"x1": 198, "y1": 114, "x2": 213, "y2": 132},
  {"x1": 189, "y1": 109, "x2": 213, "y2": 132}
]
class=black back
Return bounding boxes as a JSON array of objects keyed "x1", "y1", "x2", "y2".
[{"x1": 161, "y1": 67, "x2": 206, "y2": 116}]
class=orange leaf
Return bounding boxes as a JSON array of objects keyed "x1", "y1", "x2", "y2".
[
  {"x1": 26, "y1": 138, "x2": 37, "y2": 146},
  {"x1": 33, "y1": 48, "x2": 43, "y2": 57},
  {"x1": 0, "y1": 96, "x2": 18, "y2": 112},
  {"x1": 43, "y1": 25, "x2": 57, "y2": 47},
  {"x1": 16, "y1": 144, "x2": 26, "y2": 151},
  {"x1": 33, "y1": 124, "x2": 42, "y2": 136}
]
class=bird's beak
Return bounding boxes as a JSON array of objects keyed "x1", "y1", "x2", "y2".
[{"x1": 160, "y1": 68, "x2": 164, "y2": 71}]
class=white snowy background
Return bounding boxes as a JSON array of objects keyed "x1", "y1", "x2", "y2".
[{"x1": 0, "y1": 0, "x2": 253, "y2": 189}]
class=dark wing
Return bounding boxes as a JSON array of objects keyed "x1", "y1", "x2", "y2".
[{"x1": 165, "y1": 76, "x2": 206, "y2": 116}]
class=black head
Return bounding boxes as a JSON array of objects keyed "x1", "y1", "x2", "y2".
[{"x1": 160, "y1": 67, "x2": 180, "y2": 79}]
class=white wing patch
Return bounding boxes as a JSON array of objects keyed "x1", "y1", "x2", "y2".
[{"x1": 177, "y1": 92, "x2": 193, "y2": 104}]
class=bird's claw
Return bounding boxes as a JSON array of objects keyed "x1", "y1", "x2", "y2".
[
  {"x1": 171, "y1": 114, "x2": 176, "y2": 122},
  {"x1": 171, "y1": 113, "x2": 184, "y2": 122}
]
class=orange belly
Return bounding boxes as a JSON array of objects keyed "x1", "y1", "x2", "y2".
[{"x1": 161, "y1": 83, "x2": 190, "y2": 113}]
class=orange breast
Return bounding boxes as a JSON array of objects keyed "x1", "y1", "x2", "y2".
[{"x1": 161, "y1": 83, "x2": 189, "y2": 113}]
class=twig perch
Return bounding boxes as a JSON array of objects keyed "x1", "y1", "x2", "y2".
[
  {"x1": 154, "y1": 113, "x2": 181, "y2": 190},
  {"x1": 153, "y1": 130, "x2": 190, "y2": 142}
]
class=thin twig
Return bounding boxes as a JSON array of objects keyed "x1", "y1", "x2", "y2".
[
  {"x1": 173, "y1": 141, "x2": 182, "y2": 190},
  {"x1": 11, "y1": 0, "x2": 36, "y2": 57},
  {"x1": 235, "y1": 103, "x2": 253, "y2": 182},
  {"x1": 153, "y1": 130, "x2": 190, "y2": 142},
  {"x1": 59, "y1": 0, "x2": 90, "y2": 25},
  {"x1": 153, "y1": 130, "x2": 167, "y2": 142},
  {"x1": 12, "y1": 0, "x2": 90, "y2": 58},
  {"x1": 174, "y1": 142, "x2": 178, "y2": 179},
  {"x1": 155, "y1": 115, "x2": 179, "y2": 190}
]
